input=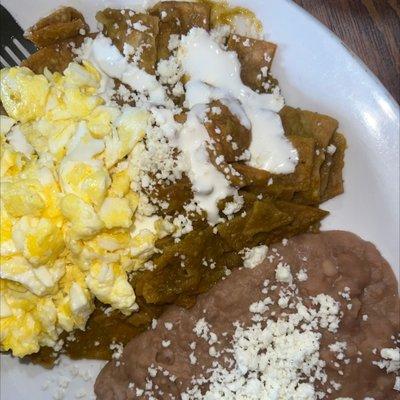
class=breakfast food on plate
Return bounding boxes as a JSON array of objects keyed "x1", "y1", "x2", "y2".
[
  {"x1": 0, "y1": 0, "x2": 398, "y2": 398},
  {"x1": 95, "y1": 231, "x2": 399, "y2": 400}
]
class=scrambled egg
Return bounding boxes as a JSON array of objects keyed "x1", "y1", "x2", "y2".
[{"x1": 0, "y1": 63, "x2": 173, "y2": 357}]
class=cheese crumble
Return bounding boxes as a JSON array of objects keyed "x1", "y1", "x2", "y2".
[{"x1": 182, "y1": 266, "x2": 343, "y2": 399}]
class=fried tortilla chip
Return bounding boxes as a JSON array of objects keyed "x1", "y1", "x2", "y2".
[
  {"x1": 205, "y1": 100, "x2": 251, "y2": 163},
  {"x1": 71, "y1": 300, "x2": 164, "y2": 361},
  {"x1": 280, "y1": 106, "x2": 339, "y2": 204},
  {"x1": 136, "y1": 196, "x2": 327, "y2": 305},
  {"x1": 96, "y1": 9, "x2": 159, "y2": 74},
  {"x1": 0, "y1": 103, "x2": 7, "y2": 115},
  {"x1": 280, "y1": 106, "x2": 338, "y2": 148},
  {"x1": 321, "y1": 132, "x2": 346, "y2": 202},
  {"x1": 203, "y1": 100, "x2": 251, "y2": 186},
  {"x1": 320, "y1": 148, "x2": 335, "y2": 197},
  {"x1": 21, "y1": 36, "x2": 86, "y2": 74},
  {"x1": 150, "y1": 1, "x2": 211, "y2": 60},
  {"x1": 25, "y1": 7, "x2": 88, "y2": 48},
  {"x1": 267, "y1": 200, "x2": 328, "y2": 243},
  {"x1": 218, "y1": 198, "x2": 292, "y2": 251},
  {"x1": 227, "y1": 33, "x2": 277, "y2": 92},
  {"x1": 151, "y1": 174, "x2": 194, "y2": 216},
  {"x1": 235, "y1": 135, "x2": 315, "y2": 199}
]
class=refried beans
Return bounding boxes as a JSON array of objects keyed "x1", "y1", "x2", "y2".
[{"x1": 95, "y1": 231, "x2": 399, "y2": 400}]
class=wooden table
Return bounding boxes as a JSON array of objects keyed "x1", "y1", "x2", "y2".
[{"x1": 294, "y1": 0, "x2": 399, "y2": 103}]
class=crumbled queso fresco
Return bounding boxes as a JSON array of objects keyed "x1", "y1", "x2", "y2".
[
  {"x1": 0, "y1": 6, "x2": 298, "y2": 358},
  {"x1": 1, "y1": 6, "x2": 398, "y2": 400},
  {"x1": 182, "y1": 263, "x2": 343, "y2": 399}
]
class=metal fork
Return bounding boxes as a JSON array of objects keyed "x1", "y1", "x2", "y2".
[{"x1": 0, "y1": 4, "x2": 36, "y2": 68}]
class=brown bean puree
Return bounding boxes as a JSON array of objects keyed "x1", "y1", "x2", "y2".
[{"x1": 95, "y1": 231, "x2": 399, "y2": 400}]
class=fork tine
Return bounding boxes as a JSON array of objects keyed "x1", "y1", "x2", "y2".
[
  {"x1": 7, "y1": 40, "x2": 29, "y2": 62},
  {"x1": 0, "y1": 55, "x2": 11, "y2": 68},
  {"x1": 3, "y1": 44, "x2": 22, "y2": 65},
  {"x1": 12, "y1": 38, "x2": 31, "y2": 58},
  {"x1": 0, "y1": 49, "x2": 15, "y2": 67},
  {"x1": 0, "y1": 4, "x2": 36, "y2": 68}
]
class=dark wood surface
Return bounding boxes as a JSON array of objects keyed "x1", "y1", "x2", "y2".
[{"x1": 293, "y1": 0, "x2": 400, "y2": 103}]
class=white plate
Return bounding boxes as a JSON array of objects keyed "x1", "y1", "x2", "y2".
[{"x1": 1, "y1": 0, "x2": 399, "y2": 399}]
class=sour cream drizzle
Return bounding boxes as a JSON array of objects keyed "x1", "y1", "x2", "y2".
[
  {"x1": 81, "y1": 34, "x2": 167, "y2": 105},
  {"x1": 150, "y1": 106, "x2": 235, "y2": 225},
  {"x1": 178, "y1": 28, "x2": 298, "y2": 174},
  {"x1": 76, "y1": 28, "x2": 298, "y2": 224},
  {"x1": 178, "y1": 107, "x2": 236, "y2": 224}
]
